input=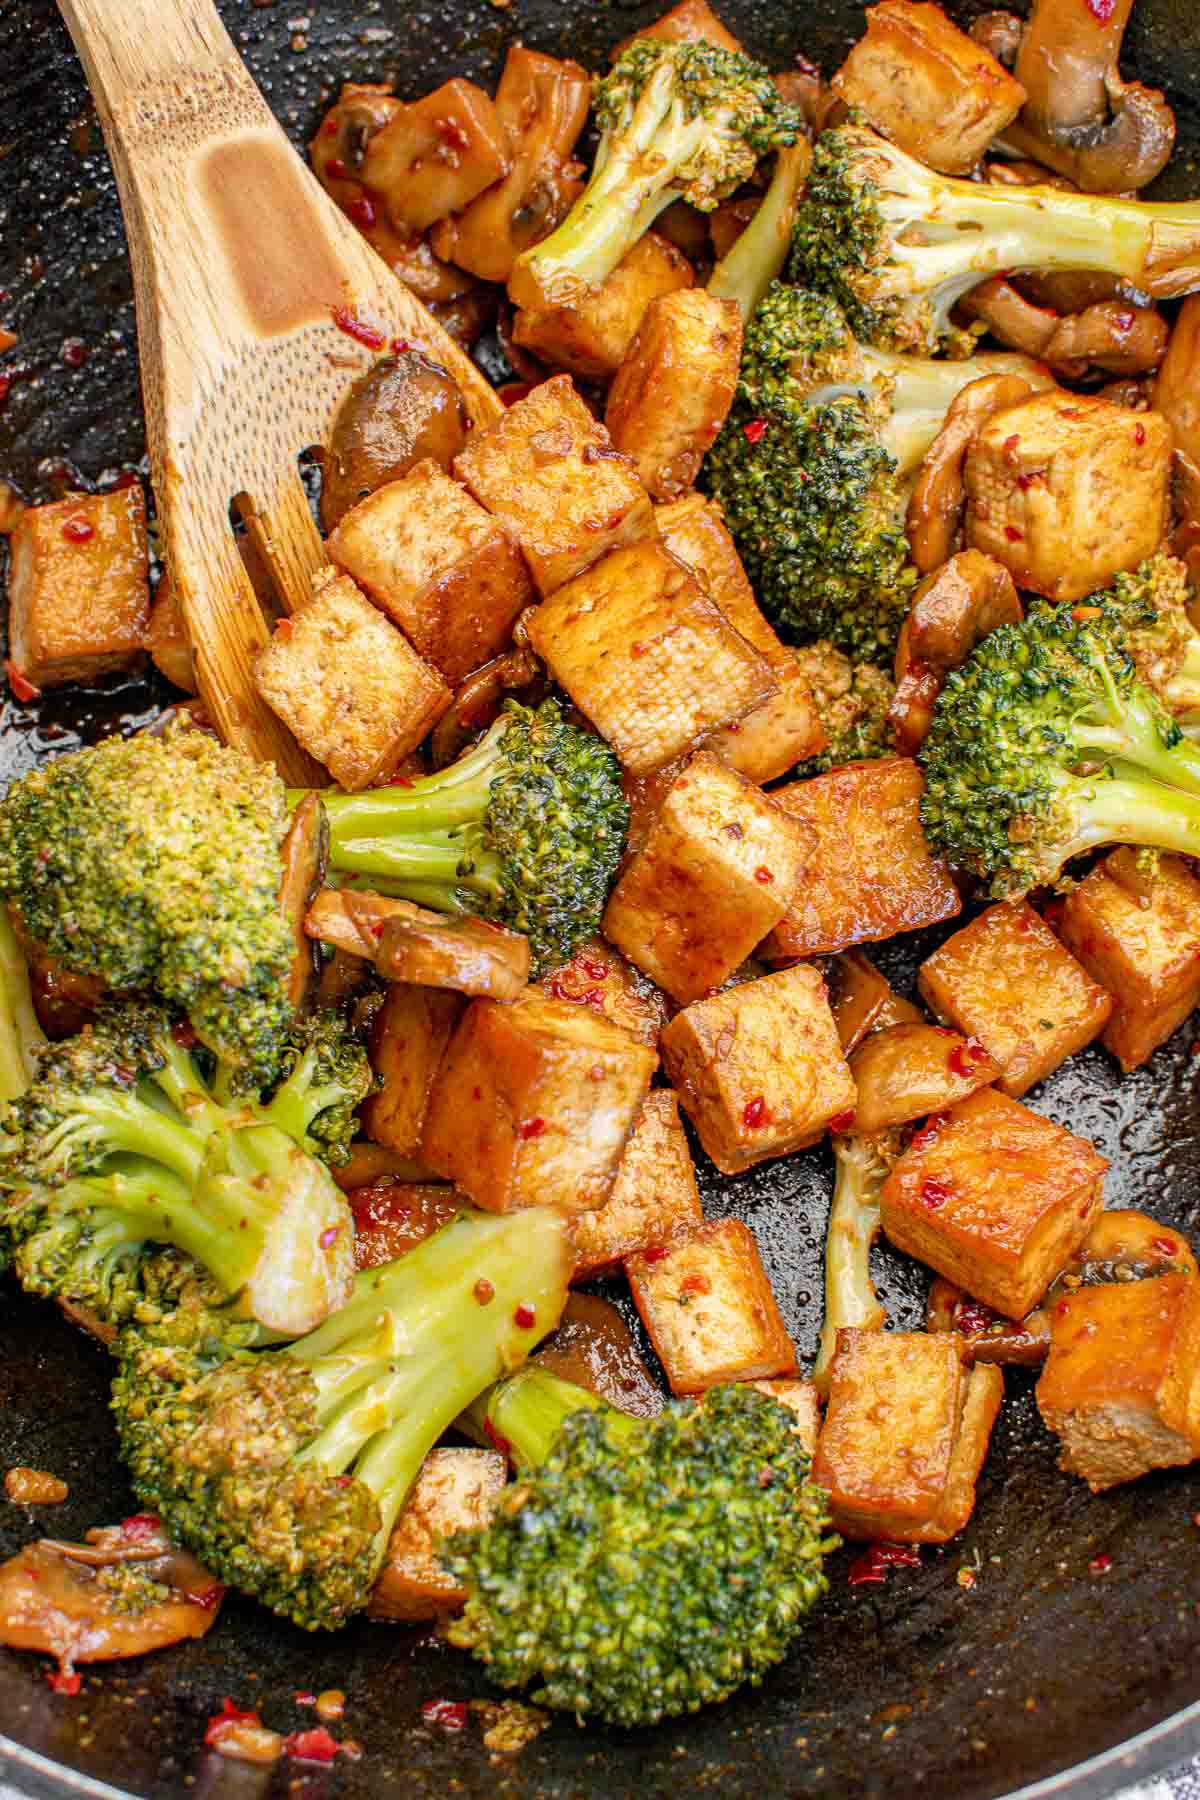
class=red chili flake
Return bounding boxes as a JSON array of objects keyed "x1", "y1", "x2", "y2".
[
  {"x1": 909, "y1": 1112, "x2": 949, "y2": 1152},
  {"x1": 1152, "y1": 1237, "x2": 1179, "y2": 1258},
  {"x1": 0, "y1": 375, "x2": 11, "y2": 407},
  {"x1": 47, "y1": 1670, "x2": 81, "y2": 1696},
  {"x1": 1088, "y1": 1552, "x2": 1113, "y2": 1574},
  {"x1": 641, "y1": 1245, "x2": 671, "y2": 1264},
  {"x1": 294, "y1": 1693, "x2": 317, "y2": 1707},
  {"x1": 920, "y1": 1178, "x2": 954, "y2": 1210},
  {"x1": 948, "y1": 1039, "x2": 989, "y2": 1078},
  {"x1": 1003, "y1": 433, "x2": 1020, "y2": 454},
  {"x1": 169, "y1": 1020, "x2": 198, "y2": 1048},
  {"x1": 742, "y1": 1096, "x2": 772, "y2": 1130},
  {"x1": 955, "y1": 1298, "x2": 1002, "y2": 1335},
  {"x1": 474, "y1": 1278, "x2": 495, "y2": 1305},
  {"x1": 754, "y1": 866, "x2": 774, "y2": 885},
  {"x1": 580, "y1": 956, "x2": 609, "y2": 980},
  {"x1": 332, "y1": 1474, "x2": 354, "y2": 1488},
  {"x1": 184, "y1": 1583, "x2": 225, "y2": 1610},
  {"x1": 205, "y1": 1700, "x2": 261, "y2": 1748},
  {"x1": 345, "y1": 193, "x2": 377, "y2": 230},
  {"x1": 330, "y1": 305, "x2": 386, "y2": 350},
  {"x1": 4, "y1": 662, "x2": 40, "y2": 703},
  {"x1": 1057, "y1": 1298, "x2": 1072, "y2": 1317},
  {"x1": 519, "y1": 1116, "x2": 547, "y2": 1140},
  {"x1": 325, "y1": 158, "x2": 348, "y2": 180},
  {"x1": 1114, "y1": 310, "x2": 1135, "y2": 332},
  {"x1": 848, "y1": 1542, "x2": 922, "y2": 1586},
  {"x1": 318, "y1": 1225, "x2": 341, "y2": 1250},
  {"x1": 285, "y1": 1728, "x2": 339, "y2": 1764},
  {"x1": 830, "y1": 1109, "x2": 856, "y2": 1134},
  {"x1": 743, "y1": 417, "x2": 767, "y2": 445},
  {"x1": 1004, "y1": 525, "x2": 1024, "y2": 542},
  {"x1": 120, "y1": 1513, "x2": 163, "y2": 1540},
  {"x1": 390, "y1": 337, "x2": 412, "y2": 354},
  {"x1": 679, "y1": 1273, "x2": 709, "y2": 1296},
  {"x1": 61, "y1": 513, "x2": 95, "y2": 543},
  {"x1": 483, "y1": 1418, "x2": 511, "y2": 1457},
  {"x1": 60, "y1": 338, "x2": 87, "y2": 368},
  {"x1": 1134, "y1": 423, "x2": 1146, "y2": 446},
  {"x1": 1085, "y1": 0, "x2": 1117, "y2": 19},
  {"x1": 322, "y1": 114, "x2": 340, "y2": 135},
  {"x1": 422, "y1": 1699, "x2": 469, "y2": 1731},
  {"x1": 514, "y1": 1303, "x2": 537, "y2": 1329}
]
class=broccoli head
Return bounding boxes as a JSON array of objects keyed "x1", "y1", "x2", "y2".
[
  {"x1": 224, "y1": 1006, "x2": 375, "y2": 1169},
  {"x1": 0, "y1": 726, "x2": 294, "y2": 1079},
  {"x1": 1087, "y1": 552, "x2": 1200, "y2": 723},
  {"x1": 445, "y1": 1369, "x2": 836, "y2": 1726},
  {"x1": 793, "y1": 642, "x2": 896, "y2": 776}
]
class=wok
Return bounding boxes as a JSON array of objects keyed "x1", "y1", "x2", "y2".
[{"x1": 0, "y1": 0, "x2": 1199, "y2": 1794}]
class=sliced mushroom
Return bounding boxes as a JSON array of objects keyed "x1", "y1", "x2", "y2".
[
  {"x1": 305, "y1": 888, "x2": 432, "y2": 961},
  {"x1": 907, "y1": 372, "x2": 1038, "y2": 573},
  {"x1": 320, "y1": 349, "x2": 470, "y2": 533},
  {"x1": 969, "y1": 10, "x2": 1024, "y2": 70},
  {"x1": 887, "y1": 625, "x2": 944, "y2": 758},
  {"x1": 889, "y1": 553, "x2": 1022, "y2": 753},
  {"x1": 376, "y1": 913, "x2": 530, "y2": 1000},
  {"x1": 1045, "y1": 300, "x2": 1169, "y2": 377},
  {"x1": 1153, "y1": 295, "x2": 1200, "y2": 528},
  {"x1": 310, "y1": 82, "x2": 402, "y2": 190},
  {"x1": 429, "y1": 643, "x2": 540, "y2": 770},
  {"x1": 826, "y1": 949, "x2": 922, "y2": 1056},
  {"x1": 848, "y1": 1022, "x2": 999, "y2": 1136},
  {"x1": 278, "y1": 794, "x2": 330, "y2": 1012}
]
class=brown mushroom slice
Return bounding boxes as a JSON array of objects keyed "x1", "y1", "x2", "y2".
[
  {"x1": 333, "y1": 1142, "x2": 437, "y2": 1191},
  {"x1": 887, "y1": 623, "x2": 944, "y2": 757},
  {"x1": 773, "y1": 63, "x2": 838, "y2": 137},
  {"x1": 0, "y1": 1521, "x2": 223, "y2": 1664},
  {"x1": 826, "y1": 949, "x2": 922, "y2": 1056},
  {"x1": 848, "y1": 1022, "x2": 999, "y2": 1136},
  {"x1": 429, "y1": 644, "x2": 540, "y2": 770},
  {"x1": 310, "y1": 82, "x2": 402, "y2": 193},
  {"x1": 1045, "y1": 300, "x2": 1169, "y2": 377},
  {"x1": 278, "y1": 795, "x2": 330, "y2": 1012},
  {"x1": 1153, "y1": 295, "x2": 1200, "y2": 524},
  {"x1": 348, "y1": 1178, "x2": 462, "y2": 1269},
  {"x1": 533, "y1": 1293, "x2": 664, "y2": 1418},
  {"x1": 907, "y1": 374, "x2": 1038, "y2": 573},
  {"x1": 320, "y1": 350, "x2": 470, "y2": 533},
  {"x1": 376, "y1": 912, "x2": 530, "y2": 1000},
  {"x1": 969, "y1": 10, "x2": 1025, "y2": 70},
  {"x1": 927, "y1": 1275, "x2": 1052, "y2": 1365},
  {"x1": 908, "y1": 550, "x2": 1023, "y2": 670},
  {"x1": 305, "y1": 887, "x2": 431, "y2": 962},
  {"x1": 958, "y1": 276, "x2": 1063, "y2": 367}
]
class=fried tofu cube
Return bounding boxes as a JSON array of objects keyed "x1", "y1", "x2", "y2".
[
  {"x1": 1037, "y1": 1275, "x2": 1200, "y2": 1491},
  {"x1": 848, "y1": 1022, "x2": 1000, "y2": 1135},
  {"x1": 656, "y1": 495, "x2": 826, "y2": 780},
  {"x1": 536, "y1": 936, "x2": 668, "y2": 1047},
  {"x1": 833, "y1": 1, "x2": 1026, "y2": 175},
  {"x1": 606, "y1": 290, "x2": 742, "y2": 499},
  {"x1": 368, "y1": 1448, "x2": 507, "y2": 1621},
  {"x1": 764, "y1": 759, "x2": 961, "y2": 960},
  {"x1": 571, "y1": 1090, "x2": 703, "y2": 1278},
  {"x1": 919, "y1": 902, "x2": 1113, "y2": 1097},
  {"x1": 513, "y1": 234, "x2": 695, "y2": 382},
  {"x1": 8, "y1": 488, "x2": 150, "y2": 687},
  {"x1": 813, "y1": 1330, "x2": 1004, "y2": 1542},
  {"x1": 660, "y1": 963, "x2": 857, "y2": 1175},
  {"x1": 361, "y1": 78, "x2": 510, "y2": 234},
  {"x1": 326, "y1": 462, "x2": 532, "y2": 684},
  {"x1": 1059, "y1": 850, "x2": 1200, "y2": 1071},
  {"x1": 744, "y1": 1378, "x2": 822, "y2": 1455},
  {"x1": 880, "y1": 1089, "x2": 1109, "y2": 1319},
  {"x1": 602, "y1": 750, "x2": 812, "y2": 1003},
  {"x1": 361, "y1": 984, "x2": 465, "y2": 1157},
  {"x1": 964, "y1": 393, "x2": 1172, "y2": 601},
  {"x1": 145, "y1": 570, "x2": 196, "y2": 694},
  {"x1": 453, "y1": 377, "x2": 654, "y2": 597},
  {"x1": 254, "y1": 568, "x2": 451, "y2": 790},
  {"x1": 527, "y1": 540, "x2": 775, "y2": 774},
  {"x1": 626, "y1": 1218, "x2": 797, "y2": 1394},
  {"x1": 421, "y1": 992, "x2": 656, "y2": 1214},
  {"x1": 622, "y1": 0, "x2": 745, "y2": 54}
]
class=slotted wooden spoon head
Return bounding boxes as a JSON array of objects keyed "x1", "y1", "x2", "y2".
[{"x1": 57, "y1": 0, "x2": 504, "y2": 783}]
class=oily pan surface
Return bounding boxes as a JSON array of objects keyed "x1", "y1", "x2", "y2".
[{"x1": 1, "y1": 0, "x2": 1200, "y2": 1795}]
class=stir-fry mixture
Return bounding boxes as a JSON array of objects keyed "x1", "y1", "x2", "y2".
[{"x1": 3, "y1": 0, "x2": 1200, "y2": 1761}]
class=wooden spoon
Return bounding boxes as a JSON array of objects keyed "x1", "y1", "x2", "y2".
[{"x1": 56, "y1": 0, "x2": 504, "y2": 782}]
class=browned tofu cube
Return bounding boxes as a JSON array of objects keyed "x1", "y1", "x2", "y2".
[
  {"x1": 1059, "y1": 850, "x2": 1200, "y2": 1071},
  {"x1": 145, "y1": 571, "x2": 196, "y2": 694},
  {"x1": 361, "y1": 984, "x2": 465, "y2": 1157},
  {"x1": 606, "y1": 290, "x2": 742, "y2": 499},
  {"x1": 513, "y1": 234, "x2": 694, "y2": 382},
  {"x1": 626, "y1": 1219, "x2": 797, "y2": 1394},
  {"x1": 602, "y1": 750, "x2": 811, "y2": 1003},
  {"x1": 361, "y1": 79, "x2": 510, "y2": 233},
  {"x1": 453, "y1": 377, "x2": 654, "y2": 597},
  {"x1": 964, "y1": 394, "x2": 1172, "y2": 601},
  {"x1": 833, "y1": 1, "x2": 1025, "y2": 175},
  {"x1": 656, "y1": 495, "x2": 826, "y2": 780},
  {"x1": 421, "y1": 992, "x2": 656, "y2": 1214},
  {"x1": 622, "y1": 0, "x2": 745, "y2": 54},
  {"x1": 848, "y1": 1022, "x2": 1000, "y2": 1135},
  {"x1": 8, "y1": 488, "x2": 150, "y2": 687},
  {"x1": 527, "y1": 540, "x2": 775, "y2": 774},
  {"x1": 919, "y1": 902, "x2": 1112, "y2": 1097},
  {"x1": 368, "y1": 1448, "x2": 507, "y2": 1621},
  {"x1": 537, "y1": 937, "x2": 669, "y2": 1048},
  {"x1": 813, "y1": 1329, "x2": 1003, "y2": 1542},
  {"x1": 744, "y1": 1378, "x2": 822, "y2": 1455},
  {"x1": 880, "y1": 1088, "x2": 1109, "y2": 1319},
  {"x1": 764, "y1": 759, "x2": 961, "y2": 960},
  {"x1": 660, "y1": 963, "x2": 857, "y2": 1175},
  {"x1": 254, "y1": 568, "x2": 451, "y2": 790},
  {"x1": 1037, "y1": 1275, "x2": 1200, "y2": 1491},
  {"x1": 826, "y1": 949, "x2": 922, "y2": 1055},
  {"x1": 571, "y1": 1091, "x2": 703, "y2": 1278},
  {"x1": 326, "y1": 462, "x2": 532, "y2": 684}
]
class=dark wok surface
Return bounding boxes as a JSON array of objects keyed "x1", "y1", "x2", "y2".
[{"x1": 1, "y1": 0, "x2": 1200, "y2": 1794}]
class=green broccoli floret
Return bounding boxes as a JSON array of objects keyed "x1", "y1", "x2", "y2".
[
  {"x1": 708, "y1": 142, "x2": 810, "y2": 322},
  {"x1": 111, "y1": 1207, "x2": 571, "y2": 1631},
  {"x1": 812, "y1": 1130, "x2": 902, "y2": 1396},
  {"x1": 223, "y1": 1007, "x2": 374, "y2": 1169},
  {"x1": 919, "y1": 597, "x2": 1200, "y2": 895},
  {"x1": 445, "y1": 1368, "x2": 836, "y2": 1726},
  {"x1": 0, "y1": 1002, "x2": 355, "y2": 1337},
  {"x1": 509, "y1": 39, "x2": 801, "y2": 309},
  {"x1": 793, "y1": 642, "x2": 896, "y2": 775},
  {"x1": 1087, "y1": 552, "x2": 1200, "y2": 723},
  {"x1": 295, "y1": 700, "x2": 628, "y2": 978},
  {"x1": 0, "y1": 726, "x2": 294, "y2": 1080},
  {"x1": 789, "y1": 121, "x2": 1200, "y2": 355}
]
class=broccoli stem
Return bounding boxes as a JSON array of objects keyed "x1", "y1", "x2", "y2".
[
  {"x1": 470, "y1": 1365, "x2": 631, "y2": 1470},
  {"x1": 293, "y1": 721, "x2": 507, "y2": 845},
  {"x1": 812, "y1": 1136, "x2": 887, "y2": 1399},
  {"x1": 322, "y1": 836, "x2": 504, "y2": 906},
  {"x1": 1056, "y1": 766, "x2": 1200, "y2": 862},
  {"x1": 258, "y1": 1045, "x2": 356, "y2": 1148},
  {"x1": 709, "y1": 143, "x2": 809, "y2": 321},
  {"x1": 0, "y1": 905, "x2": 43, "y2": 1103},
  {"x1": 40, "y1": 1088, "x2": 209, "y2": 1188}
]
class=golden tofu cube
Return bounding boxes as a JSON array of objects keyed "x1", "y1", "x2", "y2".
[
  {"x1": 361, "y1": 78, "x2": 510, "y2": 234},
  {"x1": 602, "y1": 750, "x2": 812, "y2": 1003},
  {"x1": 764, "y1": 759, "x2": 961, "y2": 960},
  {"x1": 513, "y1": 234, "x2": 694, "y2": 381},
  {"x1": 621, "y1": 0, "x2": 746, "y2": 54},
  {"x1": 368, "y1": 1447, "x2": 508, "y2": 1621},
  {"x1": 254, "y1": 568, "x2": 451, "y2": 790},
  {"x1": 1059, "y1": 850, "x2": 1200, "y2": 1071},
  {"x1": 1037, "y1": 1275, "x2": 1200, "y2": 1491},
  {"x1": 571, "y1": 1090, "x2": 703, "y2": 1278},
  {"x1": 536, "y1": 936, "x2": 669, "y2": 1048},
  {"x1": 964, "y1": 393, "x2": 1172, "y2": 601},
  {"x1": 145, "y1": 571, "x2": 196, "y2": 694},
  {"x1": 880, "y1": 1088, "x2": 1109, "y2": 1319},
  {"x1": 8, "y1": 488, "x2": 149, "y2": 687},
  {"x1": 660, "y1": 963, "x2": 858, "y2": 1175},
  {"x1": 327, "y1": 461, "x2": 532, "y2": 685},
  {"x1": 744, "y1": 1378, "x2": 822, "y2": 1455},
  {"x1": 361, "y1": 984, "x2": 465, "y2": 1157},
  {"x1": 421, "y1": 992, "x2": 656, "y2": 1214},
  {"x1": 848, "y1": 1021, "x2": 1000, "y2": 1136},
  {"x1": 833, "y1": 0, "x2": 1026, "y2": 175},
  {"x1": 606, "y1": 290, "x2": 742, "y2": 499},
  {"x1": 453, "y1": 376, "x2": 654, "y2": 596},
  {"x1": 527, "y1": 540, "x2": 775, "y2": 774},
  {"x1": 626, "y1": 1218, "x2": 797, "y2": 1394},
  {"x1": 813, "y1": 1329, "x2": 1003, "y2": 1542},
  {"x1": 919, "y1": 901, "x2": 1112, "y2": 1097}
]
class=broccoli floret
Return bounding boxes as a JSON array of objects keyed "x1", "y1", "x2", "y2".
[
  {"x1": 0, "y1": 905, "x2": 43, "y2": 1105},
  {"x1": 708, "y1": 142, "x2": 810, "y2": 322},
  {"x1": 296, "y1": 700, "x2": 628, "y2": 978},
  {"x1": 224, "y1": 1007, "x2": 374, "y2": 1169},
  {"x1": 111, "y1": 1207, "x2": 571, "y2": 1631},
  {"x1": 1087, "y1": 552, "x2": 1200, "y2": 723},
  {"x1": 793, "y1": 642, "x2": 896, "y2": 775},
  {"x1": 445, "y1": 1369, "x2": 836, "y2": 1726},
  {"x1": 789, "y1": 121, "x2": 1200, "y2": 355},
  {"x1": 509, "y1": 39, "x2": 801, "y2": 309},
  {"x1": 812, "y1": 1130, "x2": 903, "y2": 1396},
  {"x1": 919, "y1": 598, "x2": 1200, "y2": 895},
  {"x1": 0, "y1": 1002, "x2": 355, "y2": 1337},
  {"x1": 0, "y1": 726, "x2": 294, "y2": 1080}
]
